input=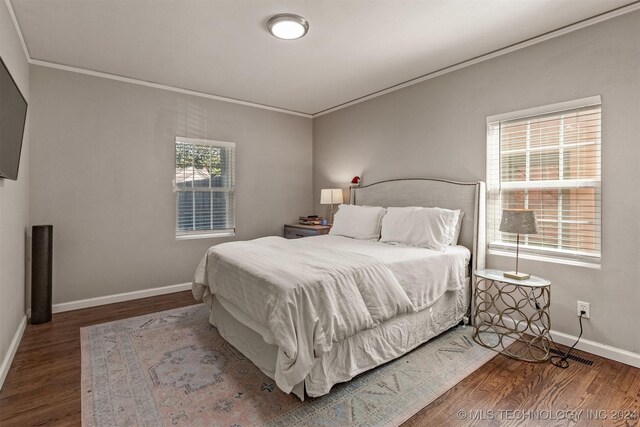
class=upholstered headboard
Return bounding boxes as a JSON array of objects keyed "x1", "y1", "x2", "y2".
[{"x1": 350, "y1": 178, "x2": 486, "y2": 273}]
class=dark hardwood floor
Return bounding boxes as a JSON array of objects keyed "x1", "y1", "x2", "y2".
[
  {"x1": 0, "y1": 291, "x2": 638, "y2": 426},
  {"x1": 404, "y1": 341, "x2": 640, "y2": 427},
  {"x1": 0, "y1": 292, "x2": 196, "y2": 426}
]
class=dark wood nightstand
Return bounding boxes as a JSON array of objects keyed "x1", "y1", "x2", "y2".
[{"x1": 284, "y1": 224, "x2": 331, "y2": 239}]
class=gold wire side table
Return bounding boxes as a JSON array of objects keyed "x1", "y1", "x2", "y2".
[{"x1": 472, "y1": 269, "x2": 551, "y2": 362}]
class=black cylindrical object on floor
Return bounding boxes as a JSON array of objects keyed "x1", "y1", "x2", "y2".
[{"x1": 31, "y1": 225, "x2": 53, "y2": 324}]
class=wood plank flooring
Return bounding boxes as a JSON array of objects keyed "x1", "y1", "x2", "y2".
[
  {"x1": 0, "y1": 292, "x2": 196, "y2": 426},
  {"x1": 0, "y1": 291, "x2": 638, "y2": 426}
]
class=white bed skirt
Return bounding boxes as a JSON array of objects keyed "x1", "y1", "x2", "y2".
[{"x1": 203, "y1": 279, "x2": 470, "y2": 400}]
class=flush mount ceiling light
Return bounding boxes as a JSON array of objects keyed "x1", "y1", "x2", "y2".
[{"x1": 267, "y1": 13, "x2": 309, "y2": 40}]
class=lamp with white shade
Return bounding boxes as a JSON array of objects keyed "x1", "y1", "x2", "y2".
[
  {"x1": 499, "y1": 209, "x2": 539, "y2": 280},
  {"x1": 320, "y1": 189, "x2": 343, "y2": 225}
]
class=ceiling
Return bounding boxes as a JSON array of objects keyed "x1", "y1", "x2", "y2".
[{"x1": 9, "y1": 0, "x2": 635, "y2": 115}]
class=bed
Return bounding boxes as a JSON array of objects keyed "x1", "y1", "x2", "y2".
[{"x1": 192, "y1": 178, "x2": 486, "y2": 399}]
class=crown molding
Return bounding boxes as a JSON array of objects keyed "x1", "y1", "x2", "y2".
[
  {"x1": 28, "y1": 59, "x2": 313, "y2": 118},
  {"x1": 6, "y1": 0, "x2": 640, "y2": 118},
  {"x1": 6, "y1": 0, "x2": 311, "y2": 118},
  {"x1": 312, "y1": 1, "x2": 640, "y2": 118},
  {"x1": 5, "y1": 0, "x2": 30, "y2": 62}
]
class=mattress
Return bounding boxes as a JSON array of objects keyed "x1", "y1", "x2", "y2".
[
  {"x1": 206, "y1": 284, "x2": 469, "y2": 399},
  {"x1": 196, "y1": 235, "x2": 471, "y2": 398},
  {"x1": 209, "y1": 235, "x2": 470, "y2": 347}
]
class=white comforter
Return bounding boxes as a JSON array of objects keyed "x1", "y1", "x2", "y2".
[
  {"x1": 306, "y1": 235, "x2": 470, "y2": 311},
  {"x1": 192, "y1": 235, "x2": 469, "y2": 393}
]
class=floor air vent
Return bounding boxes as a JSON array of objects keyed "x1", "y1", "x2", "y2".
[{"x1": 549, "y1": 348, "x2": 594, "y2": 366}]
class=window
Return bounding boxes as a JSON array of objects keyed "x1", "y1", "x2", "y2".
[
  {"x1": 487, "y1": 96, "x2": 601, "y2": 265},
  {"x1": 175, "y1": 137, "x2": 235, "y2": 239}
]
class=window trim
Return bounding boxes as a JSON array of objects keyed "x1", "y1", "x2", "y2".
[
  {"x1": 176, "y1": 230, "x2": 235, "y2": 240},
  {"x1": 486, "y1": 95, "x2": 602, "y2": 265},
  {"x1": 175, "y1": 137, "x2": 236, "y2": 150},
  {"x1": 174, "y1": 137, "x2": 236, "y2": 239},
  {"x1": 486, "y1": 95, "x2": 602, "y2": 123},
  {"x1": 488, "y1": 248, "x2": 602, "y2": 270}
]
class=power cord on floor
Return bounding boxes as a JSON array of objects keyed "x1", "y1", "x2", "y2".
[{"x1": 549, "y1": 311, "x2": 585, "y2": 369}]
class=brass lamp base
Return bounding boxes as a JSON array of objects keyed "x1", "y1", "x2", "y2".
[{"x1": 503, "y1": 271, "x2": 530, "y2": 280}]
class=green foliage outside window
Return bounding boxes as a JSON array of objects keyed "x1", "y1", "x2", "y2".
[{"x1": 176, "y1": 143, "x2": 222, "y2": 176}]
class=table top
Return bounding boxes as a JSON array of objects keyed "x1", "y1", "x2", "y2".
[
  {"x1": 285, "y1": 224, "x2": 331, "y2": 230},
  {"x1": 475, "y1": 269, "x2": 550, "y2": 287}
]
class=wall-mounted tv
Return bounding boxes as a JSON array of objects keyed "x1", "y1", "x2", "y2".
[{"x1": 0, "y1": 56, "x2": 28, "y2": 181}]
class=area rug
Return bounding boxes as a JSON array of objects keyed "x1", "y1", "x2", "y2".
[{"x1": 81, "y1": 304, "x2": 499, "y2": 427}]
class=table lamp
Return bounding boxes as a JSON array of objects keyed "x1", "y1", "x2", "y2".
[
  {"x1": 499, "y1": 209, "x2": 538, "y2": 280},
  {"x1": 320, "y1": 189, "x2": 343, "y2": 224}
]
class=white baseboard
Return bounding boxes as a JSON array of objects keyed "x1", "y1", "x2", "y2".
[
  {"x1": 50, "y1": 282, "x2": 193, "y2": 314},
  {"x1": 550, "y1": 330, "x2": 640, "y2": 368},
  {"x1": 479, "y1": 312, "x2": 640, "y2": 368},
  {"x1": 10, "y1": 283, "x2": 192, "y2": 389},
  {"x1": 0, "y1": 314, "x2": 27, "y2": 391}
]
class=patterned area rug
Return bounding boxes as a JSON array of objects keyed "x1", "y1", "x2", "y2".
[{"x1": 81, "y1": 304, "x2": 498, "y2": 426}]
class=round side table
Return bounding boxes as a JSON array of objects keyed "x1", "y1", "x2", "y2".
[{"x1": 472, "y1": 269, "x2": 551, "y2": 362}]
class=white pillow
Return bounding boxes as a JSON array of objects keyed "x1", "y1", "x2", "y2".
[
  {"x1": 380, "y1": 206, "x2": 460, "y2": 251},
  {"x1": 329, "y1": 205, "x2": 386, "y2": 240},
  {"x1": 450, "y1": 210, "x2": 464, "y2": 245}
]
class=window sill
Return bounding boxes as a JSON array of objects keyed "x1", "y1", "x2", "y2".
[
  {"x1": 488, "y1": 248, "x2": 601, "y2": 270},
  {"x1": 176, "y1": 232, "x2": 235, "y2": 241}
]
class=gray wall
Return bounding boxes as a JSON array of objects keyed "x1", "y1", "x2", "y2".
[
  {"x1": 314, "y1": 11, "x2": 640, "y2": 354},
  {"x1": 0, "y1": 1, "x2": 30, "y2": 383},
  {"x1": 30, "y1": 66, "x2": 312, "y2": 304}
]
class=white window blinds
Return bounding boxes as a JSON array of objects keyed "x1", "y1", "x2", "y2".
[
  {"x1": 487, "y1": 96, "x2": 601, "y2": 264},
  {"x1": 175, "y1": 137, "x2": 235, "y2": 238}
]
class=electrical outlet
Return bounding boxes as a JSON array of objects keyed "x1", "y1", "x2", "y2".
[{"x1": 577, "y1": 301, "x2": 590, "y2": 319}]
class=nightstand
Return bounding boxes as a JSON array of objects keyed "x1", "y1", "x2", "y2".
[
  {"x1": 472, "y1": 269, "x2": 551, "y2": 362},
  {"x1": 284, "y1": 224, "x2": 331, "y2": 239}
]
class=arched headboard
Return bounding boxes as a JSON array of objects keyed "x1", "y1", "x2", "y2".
[{"x1": 350, "y1": 178, "x2": 486, "y2": 274}]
